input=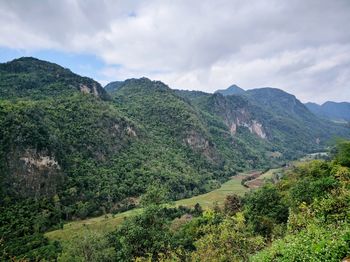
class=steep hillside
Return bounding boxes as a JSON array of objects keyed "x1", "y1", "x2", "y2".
[
  {"x1": 245, "y1": 88, "x2": 350, "y2": 147},
  {"x1": 111, "y1": 79, "x2": 274, "y2": 172},
  {"x1": 0, "y1": 95, "x2": 137, "y2": 201},
  {"x1": 179, "y1": 87, "x2": 350, "y2": 159},
  {"x1": 0, "y1": 57, "x2": 109, "y2": 100},
  {"x1": 107, "y1": 78, "x2": 232, "y2": 193},
  {"x1": 306, "y1": 101, "x2": 350, "y2": 122},
  {"x1": 0, "y1": 58, "x2": 144, "y2": 260},
  {"x1": 189, "y1": 93, "x2": 276, "y2": 169},
  {"x1": 1, "y1": 60, "x2": 230, "y2": 217},
  {"x1": 104, "y1": 80, "x2": 124, "y2": 95}
]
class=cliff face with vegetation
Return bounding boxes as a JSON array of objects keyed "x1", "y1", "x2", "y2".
[{"x1": 0, "y1": 57, "x2": 350, "y2": 260}]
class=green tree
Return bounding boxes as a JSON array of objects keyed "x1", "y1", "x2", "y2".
[
  {"x1": 58, "y1": 230, "x2": 115, "y2": 262},
  {"x1": 224, "y1": 194, "x2": 242, "y2": 215},
  {"x1": 244, "y1": 184, "x2": 288, "y2": 237},
  {"x1": 140, "y1": 183, "x2": 170, "y2": 207},
  {"x1": 191, "y1": 213, "x2": 264, "y2": 262},
  {"x1": 335, "y1": 139, "x2": 350, "y2": 167}
]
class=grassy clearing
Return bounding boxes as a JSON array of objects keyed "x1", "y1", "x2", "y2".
[
  {"x1": 175, "y1": 174, "x2": 248, "y2": 208},
  {"x1": 45, "y1": 173, "x2": 250, "y2": 242},
  {"x1": 45, "y1": 208, "x2": 142, "y2": 242}
]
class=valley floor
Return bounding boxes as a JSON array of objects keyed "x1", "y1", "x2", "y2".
[{"x1": 45, "y1": 169, "x2": 275, "y2": 243}]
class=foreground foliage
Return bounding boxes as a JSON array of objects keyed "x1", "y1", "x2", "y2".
[{"x1": 105, "y1": 141, "x2": 350, "y2": 261}]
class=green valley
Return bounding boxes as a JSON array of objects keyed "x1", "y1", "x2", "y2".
[{"x1": 0, "y1": 57, "x2": 349, "y2": 261}]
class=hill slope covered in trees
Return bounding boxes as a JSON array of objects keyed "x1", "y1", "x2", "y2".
[{"x1": 0, "y1": 57, "x2": 350, "y2": 260}]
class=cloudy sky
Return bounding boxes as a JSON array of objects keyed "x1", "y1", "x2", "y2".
[{"x1": 0, "y1": 0, "x2": 349, "y2": 103}]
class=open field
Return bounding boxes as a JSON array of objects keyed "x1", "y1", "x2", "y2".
[
  {"x1": 45, "y1": 207, "x2": 143, "y2": 242},
  {"x1": 175, "y1": 174, "x2": 249, "y2": 208}
]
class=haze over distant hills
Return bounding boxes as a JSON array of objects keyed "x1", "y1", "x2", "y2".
[{"x1": 305, "y1": 101, "x2": 350, "y2": 122}]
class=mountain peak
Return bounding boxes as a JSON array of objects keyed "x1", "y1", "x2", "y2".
[{"x1": 215, "y1": 84, "x2": 245, "y2": 96}]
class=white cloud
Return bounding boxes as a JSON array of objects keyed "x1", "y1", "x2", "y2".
[{"x1": 0, "y1": 0, "x2": 349, "y2": 103}]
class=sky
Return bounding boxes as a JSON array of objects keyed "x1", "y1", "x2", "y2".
[{"x1": 0, "y1": 0, "x2": 349, "y2": 103}]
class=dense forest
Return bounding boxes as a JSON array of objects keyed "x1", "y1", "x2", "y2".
[{"x1": 0, "y1": 57, "x2": 350, "y2": 261}]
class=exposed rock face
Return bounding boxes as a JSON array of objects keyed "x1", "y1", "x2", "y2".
[
  {"x1": 185, "y1": 131, "x2": 210, "y2": 150},
  {"x1": 230, "y1": 123, "x2": 237, "y2": 135},
  {"x1": 126, "y1": 126, "x2": 137, "y2": 137},
  {"x1": 226, "y1": 111, "x2": 266, "y2": 139},
  {"x1": 7, "y1": 149, "x2": 63, "y2": 199},
  {"x1": 20, "y1": 155, "x2": 60, "y2": 170},
  {"x1": 250, "y1": 120, "x2": 266, "y2": 139},
  {"x1": 207, "y1": 94, "x2": 267, "y2": 139},
  {"x1": 111, "y1": 123, "x2": 137, "y2": 138},
  {"x1": 184, "y1": 130, "x2": 216, "y2": 161},
  {"x1": 79, "y1": 83, "x2": 100, "y2": 97}
]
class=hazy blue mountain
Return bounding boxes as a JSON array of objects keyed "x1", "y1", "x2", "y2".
[{"x1": 305, "y1": 101, "x2": 350, "y2": 122}]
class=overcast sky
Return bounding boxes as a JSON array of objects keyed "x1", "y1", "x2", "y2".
[{"x1": 0, "y1": 0, "x2": 349, "y2": 103}]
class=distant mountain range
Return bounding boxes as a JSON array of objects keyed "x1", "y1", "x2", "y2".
[
  {"x1": 216, "y1": 84, "x2": 349, "y2": 123},
  {"x1": 305, "y1": 101, "x2": 350, "y2": 122}
]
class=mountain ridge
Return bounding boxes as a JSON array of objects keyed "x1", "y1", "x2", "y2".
[{"x1": 305, "y1": 101, "x2": 350, "y2": 122}]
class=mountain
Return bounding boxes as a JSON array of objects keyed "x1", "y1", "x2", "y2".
[
  {"x1": 1, "y1": 60, "x2": 229, "y2": 214},
  {"x1": 305, "y1": 101, "x2": 350, "y2": 122},
  {"x1": 1, "y1": 57, "x2": 350, "y2": 260},
  {"x1": 244, "y1": 88, "x2": 350, "y2": 154},
  {"x1": 215, "y1": 84, "x2": 245, "y2": 96},
  {"x1": 0, "y1": 57, "x2": 109, "y2": 100},
  {"x1": 107, "y1": 77, "x2": 231, "y2": 196},
  {"x1": 0, "y1": 58, "x2": 142, "y2": 259},
  {"x1": 0, "y1": 60, "x2": 237, "y2": 260},
  {"x1": 180, "y1": 86, "x2": 350, "y2": 158}
]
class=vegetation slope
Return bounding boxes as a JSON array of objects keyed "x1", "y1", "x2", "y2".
[{"x1": 0, "y1": 57, "x2": 350, "y2": 260}]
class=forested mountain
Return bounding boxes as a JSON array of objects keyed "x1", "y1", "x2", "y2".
[
  {"x1": 0, "y1": 57, "x2": 109, "y2": 100},
  {"x1": 178, "y1": 87, "x2": 350, "y2": 158},
  {"x1": 1, "y1": 57, "x2": 350, "y2": 260},
  {"x1": 305, "y1": 101, "x2": 350, "y2": 122}
]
